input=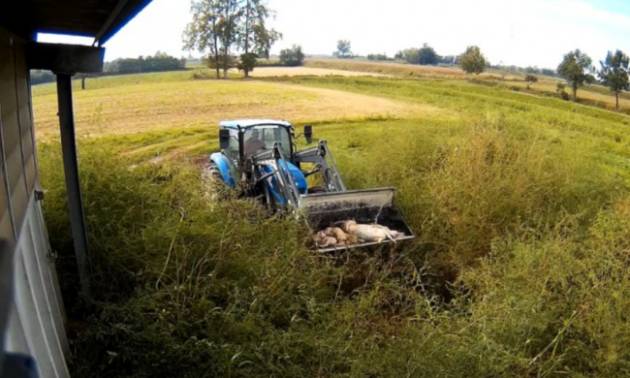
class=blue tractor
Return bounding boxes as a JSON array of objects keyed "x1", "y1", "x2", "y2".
[{"x1": 209, "y1": 119, "x2": 414, "y2": 252}]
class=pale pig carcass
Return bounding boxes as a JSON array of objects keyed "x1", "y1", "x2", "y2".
[{"x1": 340, "y1": 220, "x2": 404, "y2": 243}]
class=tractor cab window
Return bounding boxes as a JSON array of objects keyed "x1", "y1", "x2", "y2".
[
  {"x1": 243, "y1": 125, "x2": 291, "y2": 157},
  {"x1": 223, "y1": 128, "x2": 240, "y2": 160}
]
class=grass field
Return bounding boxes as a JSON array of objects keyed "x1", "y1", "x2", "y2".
[
  {"x1": 307, "y1": 58, "x2": 630, "y2": 113},
  {"x1": 35, "y1": 64, "x2": 630, "y2": 377}
]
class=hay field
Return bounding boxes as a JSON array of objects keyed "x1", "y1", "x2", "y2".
[{"x1": 33, "y1": 76, "x2": 433, "y2": 138}]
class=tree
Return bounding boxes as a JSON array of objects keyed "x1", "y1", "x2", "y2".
[
  {"x1": 279, "y1": 45, "x2": 304, "y2": 66},
  {"x1": 557, "y1": 49, "x2": 594, "y2": 101},
  {"x1": 238, "y1": 0, "x2": 280, "y2": 77},
  {"x1": 238, "y1": 52, "x2": 257, "y2": 76},
  {"x1": 556, "y1": 82, "x2": 570, "y2": 100},
  {"x1": 334, "y1": 40, "x2": 352, "y2": 59},
  {"x1": 598, "y1": 50, "x2": 630, "y2": 110},
  {"x1": 367, "y1": 53, "x2": 388, "y2": 61},
  {"x1": 217, "y1": 0, "x2": 241, "y2": 78},
  {"x1": 397, "y1": 48, "x2": 420, "y2": 64},
  {"x1": 460, "y1": 46, "x2": 487, "y2": 75},
  {"x1": 418, "y1": 43, "x2": 439, "y2": 65},
  {"x1": 525, "y1": 74, "x2": 538, "y2": 89},
  {"x1": 183, "y1": 0, "x2": 224, "y2": 79},
  {"x1": 104, "y1": 53, "x2": 186, "y2": 74},
  {"x1": 185, "y1": 0, "x2": 280, "y2": 79}
]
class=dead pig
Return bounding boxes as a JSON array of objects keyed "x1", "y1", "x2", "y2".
[{"x1": 340, "y1": 220, "x2": 404, "y2": 243}]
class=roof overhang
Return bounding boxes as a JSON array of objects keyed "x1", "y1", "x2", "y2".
[
  {"x1": 26, "y1": 42, "x2": 105, "y2": 74},
  {"x1": 0, "y1": 0, "x2": 152, "y2": 45}
]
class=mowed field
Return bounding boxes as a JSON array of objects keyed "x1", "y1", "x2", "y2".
[
  {"x1": 35, "y1": 64, "x2": 630, "y2": 377},
  {"x1": 32, "y1": 70, "x2": 428, "y2": 139}
]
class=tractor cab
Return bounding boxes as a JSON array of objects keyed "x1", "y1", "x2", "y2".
[
  {"x1": 211, "y1": 119, "x2": 309, "y2": 193},
  {"x1": 218, "y1": 120, "x2": 297, "y2": 161}
]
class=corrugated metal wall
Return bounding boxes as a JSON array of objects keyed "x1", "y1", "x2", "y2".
[
  {"x1": 5, "y1": 196, "x2": 70, "y2": 378},
  {"x1": 1, "y1": 26, "x2": 70, "y2": 377}
]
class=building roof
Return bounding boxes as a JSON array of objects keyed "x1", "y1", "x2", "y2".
[
  {"x1": 0, "y1": 0, "x2": 153, "y2": 44},
  {"x1": 220, "y1": 119, "x2": 293, "y2": 129}
]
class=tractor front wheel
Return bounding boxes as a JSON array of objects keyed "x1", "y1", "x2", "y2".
[{"x1": 203, "y1": 162, "x2": 227, "y2": 200}]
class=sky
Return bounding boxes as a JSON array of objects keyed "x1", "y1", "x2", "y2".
[{"x1": 38, "y1": 0, "x2": 630, "y2": 69}]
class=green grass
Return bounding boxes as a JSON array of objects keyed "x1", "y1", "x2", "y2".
[
  {"x1": 37, "y1": 70, "x2": 630, "y2": 377},
  {"x1": 307, "y1": 58, "x2": 630, "y2": 114}
]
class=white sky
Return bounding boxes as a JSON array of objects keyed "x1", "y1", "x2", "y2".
[{"x1": 38, "y1": 0, "x2": 630, "y2": 69}]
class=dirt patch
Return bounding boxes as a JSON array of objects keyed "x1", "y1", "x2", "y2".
[{"x1": 231, "y1": 66, "x2": 389, "y2": 78}]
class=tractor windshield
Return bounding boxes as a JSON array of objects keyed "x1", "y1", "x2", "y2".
[{"x1": 243, "y1": 125, "x2": 291, "y2": 157}]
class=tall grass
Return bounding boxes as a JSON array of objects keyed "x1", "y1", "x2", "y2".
[{"x1": 39, "y1": 104, "x2": 630, "y2": 376}]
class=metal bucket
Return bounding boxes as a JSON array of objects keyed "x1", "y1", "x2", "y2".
[{"x1": 299, "y1": 188, "x2": 415, "y2": 252}]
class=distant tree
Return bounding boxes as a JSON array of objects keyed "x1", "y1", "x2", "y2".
[
  {"x1": 557, "y1": 49, "x2": 594, "y2": 101},
  {"x1": 460, "y1": 46, "x2": 487, "y2": 75},
  {"x1": 541, "y1": 68, "x2": 557, "y2": 77},
  {"x1": 397, "y1": 48, "x2": 419, "y2": 64},
  {"x1": 279, "y1": 45, "x2": 304, "y2": 66},
  {"x1": 104, "y1": 52, "x2": 186, "y2": 74},
  {"x1": 524, "y1": 74, "x2": 538, "y2": 89},
  {"x1": 238, "y1": 52, "x2": 258, "y2": 76},
  {"x1": 556, "y1": 82, "x2": 570, "y2": 100},
  {"x1": 185, "y1": 0, "x2": 280, "y2": 79},
  {"x1": 418, "y1": 43, "x2": 439, "y2": 65},
  {"x1": 334, "y1": 40, "x2": 352, "y2": 59},
  {"x1": 598, "y1": 50, "x2": 630, "y2": 110},
  {"x1": 238, "y1": 0, "x2": 280, "y2": 77},
  {"x1": 525, "y1": 66, "x2": 540, "y2": 74},
  {"x1": 183, "y1": 0, "x2": 225, "y2": 79},
  {"x1": 30, "y1": 70, "x2": 55, "y2": 85},
  {"x1": 367, "y1": 53, "x2": 388, "y2": 61},
  {"x1": 216, "y1": 0, "x2": 241, "y2": 78}
]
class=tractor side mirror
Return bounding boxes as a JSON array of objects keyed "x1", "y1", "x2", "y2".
[
  {"x1": 219, "y1": 129, "x2": 231, "y2": 150},
  {"x1": 304, "y1": 125, "x2": 313, "y2": 144}
]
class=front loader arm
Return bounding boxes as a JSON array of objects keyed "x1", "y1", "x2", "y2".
[{"x1": 294, "y1": 140, "x2": 346, "y2": 192}]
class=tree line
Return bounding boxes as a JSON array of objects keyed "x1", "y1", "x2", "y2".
[
  {"x1": 104, "y1": 52, "x2": 186, "y2": 74},
  {"x1": 29, "y1": 52, "x2": 186, "y2": 86}
]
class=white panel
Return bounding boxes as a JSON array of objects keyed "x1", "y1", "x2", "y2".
[
  {"x1": 5, "y1": 304, "x2": 29, "y2": 354},
  {"x1": 29, "y1": 201, "x2": 69, "y2": 355},
  {"x1": 13, "y1": 248, "x2": 55, "y2": 378},
  {"x1": 21, "y1": 221, "x2": 69, "y2": 377},
  {"x1": 9, "y1": 195, "x2": 70, "y2": 378}
]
